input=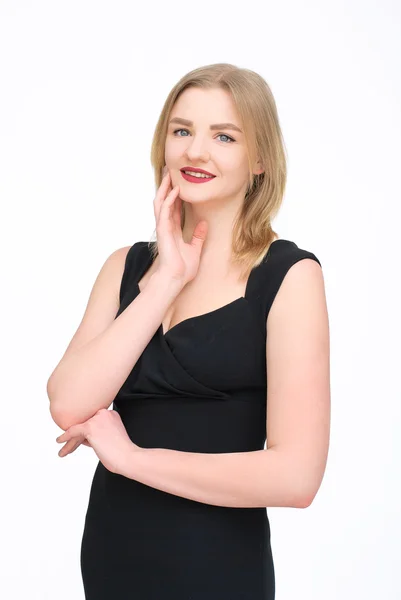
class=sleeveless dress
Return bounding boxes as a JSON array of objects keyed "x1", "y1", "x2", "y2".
[{"x1": 80, "y1": 238, "x2": 321, "y2": 600}]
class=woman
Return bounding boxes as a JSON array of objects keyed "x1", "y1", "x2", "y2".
[{"x1": 48, "y1": 63, "x2": 331, "y2": 599}]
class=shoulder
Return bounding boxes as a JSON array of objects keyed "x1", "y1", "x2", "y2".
[
  {"x1": 110, "y1": 241, "x2": 149, "y2": 271},
  {"x1": 266, "y1": 240, "x2": 327, "y2": 335},
  {"x1": 265, "y1": 238, "x2": 321, "y2": 268},
  {"x1": 96, "y1": 243, "x2": 146, "y2": 302},
  {"x1": 264, "y1": 238, "x2": 326, "y2": 327},
  {"x1": 101, "y1": 245, "x2": 132, "y2": 284},
  {"x1": 258, "y1": 238, "x2": 323, "y2": 305},
  {"x1": 109, "y1": 244, "x2": 132, "y2": 264},
  {"x1": 112, "y1": 241, "x2": 152, "y2": 302}
]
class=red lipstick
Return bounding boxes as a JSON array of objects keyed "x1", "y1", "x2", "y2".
[{"x1": 180, "y1": 166, "x2": 216, "y2": 184}]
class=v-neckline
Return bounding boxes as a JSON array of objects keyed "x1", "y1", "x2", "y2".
[
  {"x1": 161, "y1": 296, "x2": 247, "y2": 339},
  {"x1": 135, "y1": 239, "x2": 283, "y2": 338}
]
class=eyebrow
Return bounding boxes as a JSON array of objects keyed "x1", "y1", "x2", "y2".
[{"x1": 169, "y1": 117, "x2": 243, "y2": 133}]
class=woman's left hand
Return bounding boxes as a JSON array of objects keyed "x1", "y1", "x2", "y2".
[{"x1": 56, "y1": 409, "x2": 140, "y2": 476}]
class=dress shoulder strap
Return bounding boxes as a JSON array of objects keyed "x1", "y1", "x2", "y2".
[
  {"x1": 246, "y1": 239, "x2": 322, "y2": 335},
  {"x1": 119, "y1": 241, "x2": 150, "y2": 304}
]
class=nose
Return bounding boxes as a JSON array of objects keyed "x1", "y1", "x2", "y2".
[{"x1": 185, "y1": 135, "x2": 211, "y2": 163}]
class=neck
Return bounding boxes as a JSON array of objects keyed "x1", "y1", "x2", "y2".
[{"x1": 182, "y1": 195, "x2": 243, "y2": 265}]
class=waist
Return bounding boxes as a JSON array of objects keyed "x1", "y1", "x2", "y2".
[{"x1": 113, "y1": 394, "x2": 266, "y2": 453}]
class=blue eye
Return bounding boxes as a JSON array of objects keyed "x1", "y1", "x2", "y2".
[
  {"x1": 172, "y1": 129, "x2": 235, "y2": 143},
  {"x1": 217, "y1": 133, "x2": 235, "y2": 143},
  {"x1": 173, "y1": 129, "x2": 189, "y2": 137}
]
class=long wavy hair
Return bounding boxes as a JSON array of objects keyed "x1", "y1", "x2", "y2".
[{"x1": 149, "y1": 63, "x2": 287, "y2": 278}]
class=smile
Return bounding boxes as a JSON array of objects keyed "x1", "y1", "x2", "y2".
[{"x1": 180, "y1": 171, "x2": 216, "y2": 184}]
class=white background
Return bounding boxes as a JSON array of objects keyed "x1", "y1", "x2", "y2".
[{"x1": 1, "y1": 1, "x2": 400, "y2": 598}]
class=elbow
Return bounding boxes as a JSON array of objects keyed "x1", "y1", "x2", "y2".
[
  {"x1": 296, "y1": 494, "x2": 314, "y2": 509},
  {"x1": 48, "y1": 389, "x2": 79, "y2": 431},
  {"x1": 286, "y1": 454, "x2": 325, "y2": 509},
  {"x1": 295, "y1": 483, "x2": 320, "y2": 508},
  {"x1": 47, "y1": 376, "x2": 87, "y2": 431},
  {"x1": 276, "y1": 465, "x2": 320, "y2": 509},
  {"x1": 296, "y1": 469, "x2": 327, "y2": 508},
  {"x1": 47, "y1": 378, "x2": 70, "y2": 430},
  {"x1": 285, "y1": 488, "x2": 313, "y2": 509},
  {"x1": 49, "y1": 401, "x2": 75, "y2": 431}
]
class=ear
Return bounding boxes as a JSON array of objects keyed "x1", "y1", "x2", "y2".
[{"x1": 252, "y1": 160, "x2": 264, "y2": 176}]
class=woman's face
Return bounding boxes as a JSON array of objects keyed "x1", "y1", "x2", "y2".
[{"x1": 165, "y1": 87, "x2": 255, "y2": 207}]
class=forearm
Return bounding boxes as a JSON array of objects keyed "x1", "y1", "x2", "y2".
[
  {"x1": 48, "y1": 271, "x2": 182, "y2": 430},
  {"x1": 123, "y1": 446, "x2": 308, "y2": 509}
]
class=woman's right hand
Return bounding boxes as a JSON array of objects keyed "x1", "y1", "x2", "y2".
[{"x1": 153, "y1": 168, "x2": 208, "y2": 287}]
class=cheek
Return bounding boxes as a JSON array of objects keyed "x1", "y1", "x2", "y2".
[
  {"x1": 164, "y1": 143, "x2": 176, "y2": 164},
  {"x1": 221, "y1": 155, "x2": 249, "y2": 178},
  {"x1": 164, "y1": 136, "x2": 184, "y2": 157},
  {"x1": 220, "y1": 145, "x2": 246, "y2": 166}
]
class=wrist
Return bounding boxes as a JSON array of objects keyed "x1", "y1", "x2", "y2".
[
  {"x1": 119, "y1": 442, "x2": 147, "y2": 479},
  {"x1": 150, "y1": 269, "x2": 185, "y2": 296}
]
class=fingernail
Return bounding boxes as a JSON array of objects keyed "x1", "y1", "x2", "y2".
[{"x1": 162, "y1": 165, "x2": 168, "y2": 177}]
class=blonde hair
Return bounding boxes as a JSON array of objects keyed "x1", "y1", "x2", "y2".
[{"x1": 149, "y1": 63, "x2": 287, "y2": 278}]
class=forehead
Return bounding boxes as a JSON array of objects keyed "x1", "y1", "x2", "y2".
[{"x1": 170, "y1": 87, "x2": 241, "y2": 124}]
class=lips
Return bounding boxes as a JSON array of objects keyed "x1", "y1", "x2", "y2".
[{"x1": 180, "y1": 167, "x2": 216, "y2": 177}]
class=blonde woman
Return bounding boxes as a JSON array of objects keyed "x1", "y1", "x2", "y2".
[{"x1": 48, "y1": 63, "x2": 331, "y2": 599}]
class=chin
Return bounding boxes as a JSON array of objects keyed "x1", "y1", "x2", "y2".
[{"x1": 181, "y1": 194, "x2": 216, "y2": 206}]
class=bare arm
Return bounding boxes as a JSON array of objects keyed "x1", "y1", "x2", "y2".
[{"x1": 47, "y1": 250, "x2": 182, "y2": 431}]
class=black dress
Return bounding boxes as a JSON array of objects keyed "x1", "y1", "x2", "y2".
[{"x1": 80, "y1": 238, "x2": 321, "y2": 599}]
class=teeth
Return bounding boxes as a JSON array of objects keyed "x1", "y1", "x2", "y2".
[{"x1": 183, "y1": 170, "x2": 213, "y2": 178}]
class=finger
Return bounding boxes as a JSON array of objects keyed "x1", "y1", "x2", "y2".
[
  {"x1": 68, "y1": 439, "x2": 84, "y2": 454},
  {"x1": 153, "y1": 171, "x2": 172, "y2": 221},
  {"x1": 190, "y1": 220, "x2": 209, "y2": 251},
  {"x1": 159, "y1": 185, "x2": 179, "y2": 221},
  {"x1": 157, "y1": 188, "x2": 179, "y2": 235},
  {"x1": 172, "y1": 193, "x2": 182, "y2": 231},
  {"x1": 157, "y1": 170, "x2": 172, "y2": 200},
  {"x1": 56, "y1": 424, "x2": 83, "y2": 443},
  {"x1": 58, "y1": 438, "x2": 80, "y2": 457},
  {"x1": 154, "y1": 176, "x2": 172, "y2": 222},
  {"x1": 56, "y1": 432, "x2": 71, "y2": 443}
]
